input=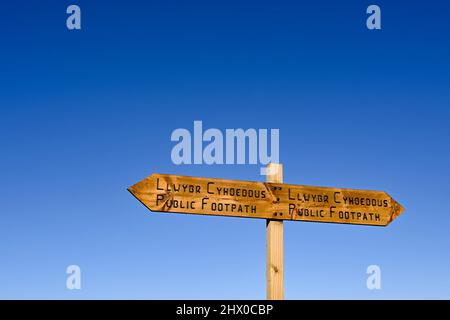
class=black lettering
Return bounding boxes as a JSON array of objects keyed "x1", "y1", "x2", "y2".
[
  {"x1": 330, "y1": 206, "x2": 336, "y2": 218},
  {"x1": 334, "y1": 192, "x2": 341, "y2": 203},
  {"x1": 156, "y1": 178, "x2": 163, "y2": 191},
  {"x1": 288, "y1": 189, "x2": 294, "y2": 200},
  {"x1": 289, "y1": 203, "x2": 296, "y2": 215},
  {"x1": 156, "y1": 194, "x2": 164, "y2": 206}
]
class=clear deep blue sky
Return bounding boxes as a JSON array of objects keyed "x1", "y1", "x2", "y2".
[{"x1": 1, "y1": 1, "x2": 450, "y2": 299}]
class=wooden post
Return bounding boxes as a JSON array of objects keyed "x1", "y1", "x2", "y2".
[{"x1": 266, "y1": 163, "x2": 284, "y2": 300}]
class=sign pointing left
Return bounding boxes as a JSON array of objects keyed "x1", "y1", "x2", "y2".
[{"x1": 128, "y1": 173, "x2": 277, "y2": 220}]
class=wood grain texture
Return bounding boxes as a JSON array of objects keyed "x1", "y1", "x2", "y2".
[
  {"x1": 266, "y1": 163, "x2": 284, "y2": 300},
  {"x1": 128, "y1": 173, "x2": 404, "y2": 226}
]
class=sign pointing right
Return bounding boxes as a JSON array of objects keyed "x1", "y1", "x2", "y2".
[{"x1": 274, "y1": 183, "x2": 404, "y2": 226}]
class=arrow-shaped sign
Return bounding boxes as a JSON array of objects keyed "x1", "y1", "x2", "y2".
[{"x1": 128, "y1": 173, "x2": 404, "y2": 226}]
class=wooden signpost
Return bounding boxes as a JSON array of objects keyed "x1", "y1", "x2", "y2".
[
  {"x1": 128, "y1": 171, "x2": 403, "y2": 226},
  {"x1": 128, "y1": 164, "x2": 404, "y2": 299}
]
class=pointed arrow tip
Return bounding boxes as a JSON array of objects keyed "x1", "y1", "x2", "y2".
[
  {"x1": 127, "y1": 185, "x2": 136, "y2": 196},
  {"x1": 387, "y1": 198, "x2": 405, "y2": 225},
  {"x1": 127, "y1": 176, "x2": 156, "y2": 213},
  {"x1": 127, "y1": 182, "x2": 143, "y2": 200}
]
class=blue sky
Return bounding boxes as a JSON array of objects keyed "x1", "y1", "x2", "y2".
[{"x1": 1, "y1": 1, "x2": 449, "y2": 299}]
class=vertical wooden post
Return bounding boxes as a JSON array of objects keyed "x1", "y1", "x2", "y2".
[{"x1": 266, "y1": 163, "x2": 284, "y2": 300}]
